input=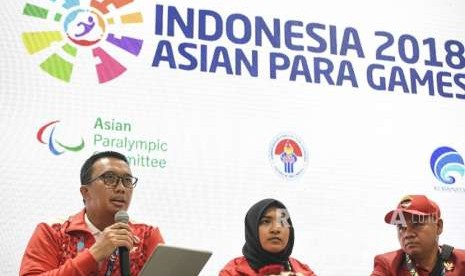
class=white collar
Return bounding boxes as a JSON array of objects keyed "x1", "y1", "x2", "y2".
[{"x1": 84, "y1": 213, "x2": 102, "y2": 237}]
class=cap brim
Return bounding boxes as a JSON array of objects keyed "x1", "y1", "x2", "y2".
[{"x1": 384, "y1": 209, "x2": 431, "y2": 224}]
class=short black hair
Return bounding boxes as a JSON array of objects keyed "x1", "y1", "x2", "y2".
[{"x1": 80, "y1": 151, "x2": 129, "y2": 185}]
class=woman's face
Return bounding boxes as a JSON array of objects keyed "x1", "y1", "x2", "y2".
[{"x1": 258, "y1": 206, "x2": 290, "y2": 253}]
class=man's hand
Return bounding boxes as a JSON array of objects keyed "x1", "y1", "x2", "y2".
[{"x1": 88, "y1": 222, "x2": 138, "y2": 262}]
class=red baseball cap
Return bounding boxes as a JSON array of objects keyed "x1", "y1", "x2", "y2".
[{"x1": 384, "y1": 195, "x2": 441, "y2": 224}]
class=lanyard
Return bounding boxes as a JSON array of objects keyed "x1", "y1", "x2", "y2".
[
  {"x1": 104, "y1": 250, "x2": 118, "y2": 276},
  {"x1": 404, "y1": 253, "x2": 445, "y2": 276}
]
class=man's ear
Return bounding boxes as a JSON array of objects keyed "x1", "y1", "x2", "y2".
[{"x1": 80, "y1": 185, "x2": 89, "y2": 203}]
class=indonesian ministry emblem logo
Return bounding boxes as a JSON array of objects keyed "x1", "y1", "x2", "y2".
[
  {"x1": 21, "y1": 0, "x2": 144, "y2": 83},
  {"x1": 269, "y1": 133, "x2": 308, "y2": 179}
]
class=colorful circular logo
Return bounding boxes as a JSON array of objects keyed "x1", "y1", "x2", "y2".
[
  {"x1": 430, "y1": 146, "x2": 465, "y2": 184},
  {"x1": 37, "y1": 120, "x2": 85, "y2": 155},
  {"x1": 269, "y1": 133, "x2": 308, "y2": 179},
  {"x1": 21, "y1": 1, "x2": 144, "y2": 83},
  {"x1": 64, "y1": 9, "x2": 106, "y2": 46}
]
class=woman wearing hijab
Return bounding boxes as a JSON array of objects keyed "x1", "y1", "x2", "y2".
[{"x1": 219, "y1": 198, "x2": 316, "y2": 276}]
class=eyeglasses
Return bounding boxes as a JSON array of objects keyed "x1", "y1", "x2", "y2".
[{"x1": 87, "y1": 172, "x2": 138, "y2": 189}]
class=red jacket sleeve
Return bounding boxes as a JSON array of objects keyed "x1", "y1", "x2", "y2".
[
  {"x1": 289, "y1": 258, "x2": 317, "y2": 276},
  {"x1": 218, "y1": 257, "x2": 252, "y2": 276},
  {"x1": 19, "y1": 223, "x2": 99, "y2": 276},
  {"x1": 218, "y1": 268, "x2": 235, "y2": 276},
  {"x1": 141, "y1": 226, "x2": 164, "y2": 257},
  {"x1": 371, "y1": 254, "x2": 390, "y2": 276},
  {"x1": 371, "y1": 251, "x2": 404, "y2": 276}
]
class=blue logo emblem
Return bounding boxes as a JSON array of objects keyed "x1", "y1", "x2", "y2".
[{"x1": 430, "y1": 146, "x2": 465, "y2": 184}]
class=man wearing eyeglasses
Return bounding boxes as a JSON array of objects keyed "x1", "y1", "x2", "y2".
[
  {"x1": 19, "y1": 151, "x2": 164, "y2": 276},
  {"x1": 370, "y1": 195, "x2": 465, "y2": 276}
]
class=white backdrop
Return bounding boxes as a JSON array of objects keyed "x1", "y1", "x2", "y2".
[{"x1": 1, "y1": 0, "x2": 465, "y2": 275}]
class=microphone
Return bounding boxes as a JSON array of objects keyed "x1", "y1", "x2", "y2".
[{"x1": 114, "y1": 210, "x2": 130, "y2": 276}]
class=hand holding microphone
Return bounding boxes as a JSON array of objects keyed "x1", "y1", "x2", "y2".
[{"x1": 89, "y1": 210, "x2": 137, "y2": 271}]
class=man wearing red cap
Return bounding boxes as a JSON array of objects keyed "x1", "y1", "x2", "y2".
[{"x1": 371, "y1": 195, "x2": 465, "y2": 276}]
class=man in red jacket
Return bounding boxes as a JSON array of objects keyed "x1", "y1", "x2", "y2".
[
  {"x1": 371, "y1": 194, "x2": 465, "y2": 276},
  {"x1": 20, "y1": 151, "x2": 164, "y2": 276}
]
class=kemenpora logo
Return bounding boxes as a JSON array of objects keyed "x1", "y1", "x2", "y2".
[
  {"x1": 21, "y1": 0, "x2": 144, "y2": 83},
  {"x1": 269, "y1": 133, "x2": 308, "y2": 179}
]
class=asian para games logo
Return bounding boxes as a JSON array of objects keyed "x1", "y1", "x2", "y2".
[
  {"x1": 269, "y1": 133, "x2": 308, "y2": 179},
  {"x1": 37, "y1": 120, "x2": 85, "y2": 155},
  {"x1": 21, "y1": 0, "x2": 144, "y2": 83},
  {"x1": 430, "y1": 146, "x2": 465, "y2": 185}
]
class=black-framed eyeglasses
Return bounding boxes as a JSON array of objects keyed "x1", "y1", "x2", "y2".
[{"x1": 87, "y1": 172, "x2": 138, "y2": 189}]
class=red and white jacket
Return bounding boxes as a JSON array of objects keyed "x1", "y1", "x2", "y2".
[
  {"x1": 371, "y1": 248, "x2": 465, "y2": 276},
  {"x1": 219, "y1": 256, "x2": 316, "y2": 276},
  {"x1": 20, "y1": 209, "x2": 164, "y2": 276}
]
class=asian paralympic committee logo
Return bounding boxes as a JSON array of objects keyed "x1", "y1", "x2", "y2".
[
  {"x1": 269, "y1": 134, "x2": 308, "y2": 179},
  {"x1": 430, "y1": 146, "x2": 465, "y2": 185},
  {"x1": 37, "y1": 120, "x2": 85, "y2": 155},
  {"x1": 21, "y1": 0, "x2": 144, "y2": 83}
]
